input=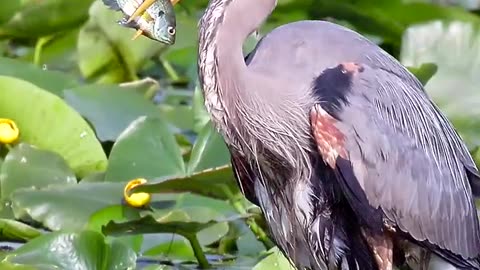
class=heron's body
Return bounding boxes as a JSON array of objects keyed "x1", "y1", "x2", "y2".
[{"x1": 198, "y1": 0, "x2": 480, "y2": 269}]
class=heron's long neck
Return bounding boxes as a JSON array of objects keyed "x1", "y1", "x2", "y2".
[{"x1": 198, "y1": 0, "x2": 277, "y2": 110}]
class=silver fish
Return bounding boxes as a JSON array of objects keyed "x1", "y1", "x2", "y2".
[{"x1": 102, "y1": 0, "x2": 176, "y2": 45}]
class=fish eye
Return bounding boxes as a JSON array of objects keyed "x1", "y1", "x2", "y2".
[{"x1": 167, "y1": 26, "x2": 175, "y2": 35}]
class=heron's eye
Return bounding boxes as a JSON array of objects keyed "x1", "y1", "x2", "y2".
[{"x1": 167, "y1": 26, "x2": 175, "y2": 35}]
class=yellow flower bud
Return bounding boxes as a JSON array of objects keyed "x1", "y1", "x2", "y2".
[
  {"x1": 0, "y1": 118, "x2": 19, "y2": 144},
  {"x1": 124, "y1": 178, "x2": 151, "y2": 208}
]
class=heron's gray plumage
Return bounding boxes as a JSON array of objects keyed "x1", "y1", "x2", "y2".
[
  {"x1": 198, "y1": 0, "x2": 480, "y2": 269},
  {"x1": 310, "y1": 62, "x2": 480, "y2": 263}
]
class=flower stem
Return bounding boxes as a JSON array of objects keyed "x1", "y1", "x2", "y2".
[
  {"x1": 34, "y1": 35, "x2": 54, "y2": 67},
  {"x1": 160, "y1": 57, "x2": 180, "y2": 81},
  {"x1": 185, "y1": 234, "x2": 210, "y2": 269},
  {"x1": 222, "y1": 185, "x2": 274, "y2": 249}
]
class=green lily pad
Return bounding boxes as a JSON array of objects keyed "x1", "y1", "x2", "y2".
[
  {"x1": 2, "y1": 230, "x2": 136, "y2": 270},
  {"x1": 132, "y1": 166, "x2": 237, "y2": 200},
  {"x1": 159, "y1": 104, "x2": 195, "y2": 131},
  {"x1": 141, "y1": 233, "x2": 195, "y2": 261},
  {"x1": 407, "y1": 63, "x2": 438, "y2": 86},
  {"x1": 87, "y1": 205, "x2": 144, "y2": 253},
  {"x1": 0, "y1": 57, "x2": 78, "y2": 97},
  {"x1": 0, "y1": 0, "x2": 94, "y2": 39},
  {"x1": 103, "y1": 214, "x2": 217, "y2": 237},
  {"x1": 0, "y1": 262, "x2": 37, "y2": 270},
  {"x1": 10, "y1": 182, "x2": 126, "y2": 231},
  {"x1": 105, "y1": 116, "x2": 186, "y2": 183},
  {"x1": 253, "y1": 247, "x2": 296, "y2": 270},
  {"x1": 0, "y1": 0, "x2": 20, "y2": 25},
  {"x1": 0, "y1": 76, "x2": 107, "y2": 177},
  {"x1": 192, "y1": 85, "x2": 211, "y2": 133},
  {"x1": 401, "y1": 21, "x2": 480, "y2": 148},
  {"x1": 187, "y1": 122, "x2": 230, "y2": 175},
  {"x1": 63, "y1": 84, "x2": 162, "y2": 142},
  {"x1": 128, "y1": 120, "x2": 239, "y2": 200},
  {"x1": 77, "y1": 1, "x2": 165, "y2": 83},
  {"x1": 0, "y1": 143, "x2": 77, "y2": 200},
  {"x1": 0, "y1": 218, "x2": 41, "y2": 242}
]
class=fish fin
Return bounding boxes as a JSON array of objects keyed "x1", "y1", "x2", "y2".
[
  {"x1": 171, "y1": 0, "x2": 179, "y2": 5},
  {"x1": 102, "y1": 0, "x2": 121, "y2": 11},
  {"x1": 118, "y1": 17, "x2": 139, "y2": 30},
  {"x1": 126, "y1": 0, "x2": 157, "y2": 23}
]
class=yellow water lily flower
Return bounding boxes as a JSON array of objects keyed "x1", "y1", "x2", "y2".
[
  {"x1": 0, "y1": 118, "x2": 19, "y2": 144},
  {"x1": 124, "y1": 178, "x2": 151, "y2": 207}
]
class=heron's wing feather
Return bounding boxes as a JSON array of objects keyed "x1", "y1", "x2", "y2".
[
  {"x1": 230, "y1": 151, "x2": 259, "y2": 205},
  {"x1": 309, "y1": 63, "x2": 480, "y2": 259}
]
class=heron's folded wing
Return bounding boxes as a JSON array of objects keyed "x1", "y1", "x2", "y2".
[
  {"x1": 309, "y1": 62, "x2": 480, "y2": 259},
  {"x1": 230, "y1": 150, "x2": 259, "y2": 205}
]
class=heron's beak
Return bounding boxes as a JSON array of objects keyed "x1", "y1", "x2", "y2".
[
  {"x1": 127, "y1": 0, "x2": 180, "y2": 23},
  {"x1": 132, "y1": 29, "x2": 144, "y2": 40}
]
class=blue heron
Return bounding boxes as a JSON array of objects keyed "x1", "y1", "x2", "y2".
[{"x1": 196, "y1": 0, "x2": 480, "y2": 269}]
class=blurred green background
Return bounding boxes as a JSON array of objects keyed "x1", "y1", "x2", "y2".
[{"x1": 0, "y1": 0, "x2": 479, "y2": 269}]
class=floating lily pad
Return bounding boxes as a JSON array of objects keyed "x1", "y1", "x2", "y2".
[
  {"x1": 10, "y1": 182, "x2": 126, "y2": 231},
  {"x1": 0, "y1": 76, "x2": 107, "y2": 177},
  {"x1": 105, "y1": 116, "x2": 186, "y2": 183},
  {"x1": 253, "y1": 247, "x2": 296, "y2": 270},
  {"x1": 132, "y1": 166, "x2": 237, "y2": 200},
  {"x1": 64, "y1": 84, "x2": 162, "y2": 142},
  {"x1": 187, "y1": 122, "x2": 230, "y2": 175},
  {"x1": 0, "y1": 143, "x2": 76, "y2": 200},
  {"x1": 0, "y1": 57, "x2": 78, "y2": 97},
  {"x1": 0, "y1": 218, "x2": 41, "y2": 242},
  {"x1": 2, "y1": 230, "x2": 136, "y2": 270},
  {"x1": 0, "y1": 0, "x2": 94, "y2": 39}
]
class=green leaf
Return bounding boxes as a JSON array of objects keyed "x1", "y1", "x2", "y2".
[
  {"x1": 132, "y1": 166, "x2": 237, "y2": 200},
  {"x1": 64, "y1": 84, "x2": 162, "y2": 142},
  {"x1": 141, "y1": 233, "x2": 195, "y2": 261},
  {"x1": 10, "y1": 182, "x2": 126, "y2": 231},
  {"x1": 401, "y1": 21, "x2": 480, "y2": 148},
  {"x1": 253, "y1": 247, "x2": 296, "y2": 270},
  {"x1": 0, "y1": 57, "x2": 78, "y2": 97},
  {"x1": 2, "y1": 230, "x2": 136, "y2": 270},
  {"x1": 0, "y1": 0, "x2": 21, "y2": 25},
  {"x1": 0, "y1": 0, "x2": 94, "y2": 39},
  {"x1": 77, "y1": 1, "x2": 165, "y2": 83},
  {"x1": 0, "y1": 76, "x2": 107, "y2": 178},
  {"x1": 0, "y1": 143, "x2": 76, "y2": 200},
  {"x1": 192, "y1": 85, "x2": 211, "y2": 133},
  {"x1": 103, "y1": 214, "x2": 218, "y2": 237},
  {"x1": 105, "y1": 116, "x2": 186, "y2": 183},
  {"x1": 159, "y1": 104, "x2": 195, "y2": 131},
  {"x1": 407, "y1": 63, "x2": 438, "y2": 86},
  {"x1": 87, "y1": 205, "x2": 144, "y2": 253},
  {"x1": 187, "y1": 122, "x2": 230, "y2": 175},
  {"x1": 0, "y1": 218, "x2": 41, "y2": 242}
]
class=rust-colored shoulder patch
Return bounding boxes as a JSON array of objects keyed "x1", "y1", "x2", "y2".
[
  {"x1": 340, "y1": 62, "x2": 365, "y2": 75},
  {"x1": 310, "y1": 105, "x2": 347, "y2": 168},
  {"x1": 362, "y1": 229, "x2": 394, "y2": 270}
]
